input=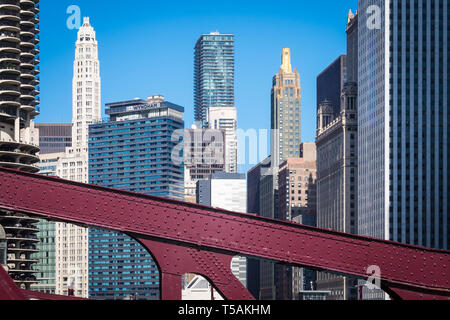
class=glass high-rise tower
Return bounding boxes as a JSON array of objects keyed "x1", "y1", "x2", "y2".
[
  {"x1": 194, "y1": 32, "x2": 234, "y2": 127},
  {"x1": 358, "y1": 0, "x2": 448, "y2": 250},
  {"x1": 88, "y1": 96, "x2": 184, "y2": 300}
]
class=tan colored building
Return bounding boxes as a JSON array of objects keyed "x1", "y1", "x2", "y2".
[
  {"x1": 278, "y1": 144, "x2": 317, "y2": 222},
  {"x1": 277, "y1": 143, "x2": 317, "y2": 300},
  {"x1": 271, "y1": 48, "x2": 302, "y2": 170}
]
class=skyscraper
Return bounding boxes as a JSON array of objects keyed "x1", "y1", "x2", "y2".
[
  {"x1": 206, "y1": 106, "x2": 237, "y2": 173},
  {"x1": 194, "y1": 32, "x2": 235, "y2": 127},
  {"x1": 315, "y1": 9, "x2": 359, "y2": 301},
  {"x1": 184, "y1": 127, "x2": 226, "y2": 203},
  {"x1": 29, "y1": 152, "x2": 66, "y2": 295},
  {"x1": 49, "y1": 17, "x2": 102, "y2": 298},
  {"x1": 317, "y1": 55, "x2": 347, "y2": 117},
  {"x1": 358, "y1": 0, "x2": 448, "y2": 250},
  {"x1": 72, "y1": 17, "x2": 101, "y2": 149},
  {"x1": 277, "y1": 144, "x2": 317, "y2": 300},
  {"x1": 196, "y1": 172, "x2": 247, "y2": 288},
  {"x1": 35, "y1": 123, "x2": 72, "y2": 154},
  {"x1": 0, "y1": 0, "x2": 41, "y2": 291},
  {"x1": 246, "y1": 157, "x2": 278, "y2": 300},
  {"x1": 271, "y1": 48, "x2": 302, "y2": 170},
  {"x1": 88, "y1": 95, "x2": 185, "y2": 300},
  {"x1": 0, "y1": 0, "x2": 40, "y2": 172}
]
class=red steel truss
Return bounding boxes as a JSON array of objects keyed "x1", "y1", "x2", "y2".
[{"x1": 0, "y1": 167, "x2": 449, "y2": 300}]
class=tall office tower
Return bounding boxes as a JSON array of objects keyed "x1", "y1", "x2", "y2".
[
  {"x1": 246, "y1": 157, "x2": 279, "y2": 300},
  {"x1": 30, "y1": 153, "x2": 66, "y2": 295},
  {"x1": 277, "y1": 143, "x2": 317, "y2": 300},
  {"x1": 346, "y1": 10, "x2": 358, "y2": 84},
  {"x1": 358, "y1": 0, "x2": 448, "y2": 298},
  {"x1": 271, "y1": 48, "x2": 302, "y2": 171},
  {"x1": 358, "y1": 0, "x2": 448, "y2": 246},
  {"x1": 315, "y1": 10, "x2": 359, "y2": 301},
  {"x1": 51, "y1": 17, "x2": 102, "y2": 298},
  {"x1": 0, "y1": 0, "x2": 40, "y2": 290},
  {"x1": 88, "y1": 96, "x2": 184, "y2": 300},
  {"x1": 206, "y1": 106, "x2": 237, "y2": 173},
  {"x1": 317, "y1": 55, "x2": 347, "y2": 117},
  {"x1": 316, "y1": 85, "x2": 358, "y2": 300},
  {"x1": 32, "y1": 126, "x2": 71, "y2": 294},
  {"x1": 278, "y1": 144, "x2": 317, "y2": 222},
  {"x1": 35, "y1": 123, "x2": 72, "y2": 154},
  {"x1": 72, "y1": 17, "x2": 101, "y2": 149},
  {"x1": 196, "y1": 172, "x2": 247, "y2": 288},
  {"x1": 194, "y1": 32, "x2": 235, "y2": 127},
  {"x1": 184, "y1": 128, "x2": 226, "y2": 203}
]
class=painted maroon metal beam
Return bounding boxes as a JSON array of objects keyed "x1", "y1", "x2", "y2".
[
  {"x1": 0, "y1": 266, "x2": 27, "y2": 300},
  {"x1": 0, "y1": 167, "x2": 449, "y2": 300}
]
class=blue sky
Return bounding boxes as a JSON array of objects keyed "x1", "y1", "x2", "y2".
[{"x1": 39, "y1": 0, "x2": 358, "y2": 172}]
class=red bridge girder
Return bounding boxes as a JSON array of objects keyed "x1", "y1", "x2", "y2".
[{"x1": 0, "y1": 167, "x2": 449, "y2": 300}]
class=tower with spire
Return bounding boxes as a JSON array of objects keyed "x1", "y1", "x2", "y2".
[
  {"x1": 51, "y1": 17, "x2": 102, "y2": 298},
  {"x1": 271, "y1": 48, "x2": 302, "y2": 171},
  {"x1": 72, "y1": 17, "x2": 101, "y2": 149}
]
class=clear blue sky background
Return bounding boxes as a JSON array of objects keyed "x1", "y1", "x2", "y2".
[{"x1": 38, "y1": 0, "x2": 358, "y2": 173}]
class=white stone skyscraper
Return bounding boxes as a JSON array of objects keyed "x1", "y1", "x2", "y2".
[
  {"x1": 72, "y1": 17, "x2": 101, "y2": 149},
  {"x1": 52, "y1": 17, "x2": 102, "y2": 298},
  {"x1": 207, "y1": 106, "x2": 238, "y2": 173}
]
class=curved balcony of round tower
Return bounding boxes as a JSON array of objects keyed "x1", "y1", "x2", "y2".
[
  {"x1": 0, "y1": 50, "x2": 20, "y2": 66},
  {"x1": 0, "y1": 95, "x2": 20, "y2": 113},
  {"x1": 0, "y1": 149, "x2": 39, "y2": 166},
  {"x1": 0, "y1": 138, "x2": 39, "y2": 152},
  {"x1": 1, "y1": 209, "x2": 41, "y2": 280},
  {"x1": 19, "y1": 0, "x2": 36, "y2": 9},
  {"x1": 0, "y1": 0, "x2": 20, "y2": 11},
  {"x1": 19, "y1": 0, "x2": 36, "y2": 16},
  {"x1": 0, "y1": 211, "x2": 41, "y2": 224},
  {"x1": 0, "y1": 161, "x2": 39, "y2": 173},
  {"x1": 0, "y1": 72, "x2": 20, "y2": 86},
  {"x1": 17, "y1": 44, "x2": 31, "y2": 57},
  {"x1": 19, "y1": 9, "x2": 35, "y2": 20},
  {"x1": 20, "y1": 96, "x2": 35, "y2": 112},
  {"x1": 0, "y1": 83, "x2": 20, "y2": 97},
  {"x1": 20, "y1": 87, "x2": 34, "y2": 99},
  {"x1": 19, "y1": 26, "x2": 33, "y2": 38},
  {"x1": 19, "y1": 33, "x2": 34, "y2": 48},
  {"x1": 0, "y1": 30, "x2": 20, "y2": 46},
  {"x1": 18, "y1": 76, "x2": 32, "y2": 88},
  {"x1": 17, "y1": 12, "x2": 33, "y2": 29},
  {"x1": 0, "y1": 20, "x2": 20, "y2": 34},
  {"x1": 0, "y1": 5, "x2": 20, "y2": 23},
  {"x1": 19, "y1": 55, "x2": 33, "y2": 68},
  {"x1": 0, "y1": 58, "x2": 20, "y2": 74},
  {"x1": 33, "y1": 2, "x2": 39, "y2": 13},
  {"x1": 0, "y1": 38, "x2": 20, "y2": 54},
  {"x1": 19, "y1": 65, "x2": 34, "y2": 79},
  {"x1": 30, "y1": 105, "x2": 38, "y2": 117}
]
